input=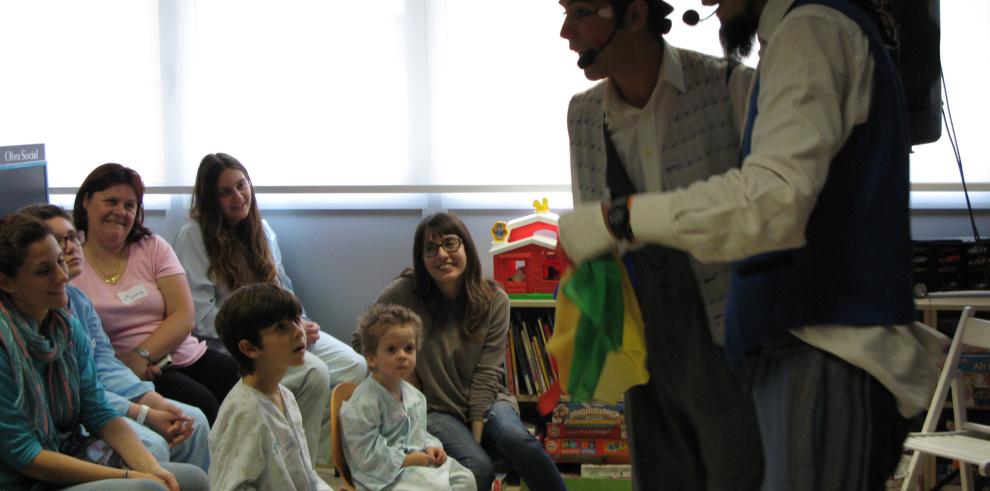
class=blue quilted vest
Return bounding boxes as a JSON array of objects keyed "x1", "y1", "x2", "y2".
[{"x1": 724, "y1": 0, "x2": 915, "y2": 366}]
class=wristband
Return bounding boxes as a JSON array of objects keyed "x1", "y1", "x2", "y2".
[{"x1": 136, "y1": 404, "x2": 150, "y2": 425}]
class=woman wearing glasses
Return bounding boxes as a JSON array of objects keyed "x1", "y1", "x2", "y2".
[
  {"x1": 359, "y1": 213, "x2": 566, "y2": 491},
  {"x1": 172, "y1": 152, "x2": 367, "y2": 462},
  {"x1": 0, "y1": 213, "x2": 207, "y2": 491}
]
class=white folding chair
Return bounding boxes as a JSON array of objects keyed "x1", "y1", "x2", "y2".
[{"x1": 902, "y1": 307, "x2": 990, "y2": 491}]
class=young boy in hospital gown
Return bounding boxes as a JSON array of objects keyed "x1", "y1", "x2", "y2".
[
  {"x1": 208, "y1": 284, "x2": 333, "y2": 491},
  {"x1": 342, "y1": 304, "x2": 475, "y2": 491}
]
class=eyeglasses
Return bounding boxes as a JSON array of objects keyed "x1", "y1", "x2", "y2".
[
  {"x1": 56, "y1": 230, "x2": 84, "y2": 249},
  {"x1": 423, "y1": 236, "x2": 463, "y2": 257}
]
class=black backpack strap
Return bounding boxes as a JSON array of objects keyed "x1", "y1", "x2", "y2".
[{"x1": 603, "y1": 121, "x2": 638, "y2": 200}]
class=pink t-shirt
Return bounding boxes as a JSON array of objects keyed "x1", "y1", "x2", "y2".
[{"x1": 71, "y1": 234, "x2": 207, "y2": 367}]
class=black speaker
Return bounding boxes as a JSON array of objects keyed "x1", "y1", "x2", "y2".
[{"x1": 890, "y1": 0, "x2": 942, "y2": 145}]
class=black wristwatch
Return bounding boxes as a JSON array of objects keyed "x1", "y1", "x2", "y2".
[{"x1": 606, "y1": 197, "x2": 634, "y2": 241}]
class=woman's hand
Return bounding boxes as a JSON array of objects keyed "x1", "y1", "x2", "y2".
[
  {"x1": 425, "y1": 446, "x2": 447, "y2": 466},
  {"x1": 121, "y1": 351, "x2": 152, "y2": 381},
  {"x1": 402, "y1": 451, "x2": 436, "y2": 467},
  {"x1": 145, "y1": 408, "x2": 194, "y2": 448},
  {"x1": 138, "y1": 392, "x2": 195, "y2": 447},
  {"x1": 302, "y1": 320, "x2": 321, "y2": 346},
  {"x1": 137, "y1": 391, "x2": 170, "y2": 411},
  {"x1": 130, "y1": 466, "x2": 179, "y2": 491}
]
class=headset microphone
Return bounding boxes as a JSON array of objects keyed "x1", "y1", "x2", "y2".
[
  {"x1": 682, "y1": 9, "x2": 717, "y2": 26},
  {"x1": 577, "y1": 19, "x2": 624, "y2": 69},
  {"x1": 577, "y1": 49, "x2": 599, "y2": 70}
]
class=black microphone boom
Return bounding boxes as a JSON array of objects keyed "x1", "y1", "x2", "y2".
[
  {"x1": 682, "y1": 9, "x2": 716, "y2": 26},
  {"x1": 577, "y1": 19, "x2": 623, "y2": 69}
]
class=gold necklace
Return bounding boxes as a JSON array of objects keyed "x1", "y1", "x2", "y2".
[
  {"x1": 102, "y1": 271, "x2": 122, "y2": 285},
  {"x1": 86, "y1": 245, "x2": 125, "y2": 285}
]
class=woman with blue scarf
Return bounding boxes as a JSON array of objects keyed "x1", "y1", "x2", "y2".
[{"x1": 0, "y1": 213, "x2": 207, "y2": 491}]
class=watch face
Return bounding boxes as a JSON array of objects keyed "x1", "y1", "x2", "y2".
[
  {"x1": 608, "y1": 201, "x2": 632, "y2": 240},
  {"x1": 608, "y1": 206, "x2": 629, "y2": 225},
  {"x1": 609, "y1": 204, "x2": 628, "y2": 227}
]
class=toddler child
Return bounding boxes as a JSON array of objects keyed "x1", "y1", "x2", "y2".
[
  {"x1": 209, "y1": 283, "x2": 333, "y2": 491},
  {"x1": 342, "y1": 303, "x2": 476, "y2": 490}
]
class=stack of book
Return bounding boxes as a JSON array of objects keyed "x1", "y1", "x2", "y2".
[
  {"x1": 504, "y1": 312, "x2": 557, "y2": 397},
  {"x1": 543, "y1": 402, "x2": 630, "y2": 464},
  {"x1": 960, "y1": 352, "x2": 990, "y2": 407}
]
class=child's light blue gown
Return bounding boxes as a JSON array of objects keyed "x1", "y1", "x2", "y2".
[
  {"x1": 341, "y1": 378, "x2": 476, "y2": 491},
  {"x1": 209, "y1": 381, "x2": 333, "y2": 490}
]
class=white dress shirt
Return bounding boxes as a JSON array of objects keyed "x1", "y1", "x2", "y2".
[{"x1": 604, "y1": 41, "x2": 752, "y2": 194}]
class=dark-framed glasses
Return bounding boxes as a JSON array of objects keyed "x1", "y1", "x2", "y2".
[
  {"x1": 57, "y1": 230, "x2": 84, "y2": 249},
  {"x1": 423, "y1": 236, "x2": 462, "y2": 257}
]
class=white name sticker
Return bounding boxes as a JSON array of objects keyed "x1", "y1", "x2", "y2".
[{"x1": 117, "y1": 284, "x2": 149, "y2": 305}]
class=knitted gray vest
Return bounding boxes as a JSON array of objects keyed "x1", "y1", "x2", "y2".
[{"x1": 567, "y1": 48, "x2": 741, "y2": 344}]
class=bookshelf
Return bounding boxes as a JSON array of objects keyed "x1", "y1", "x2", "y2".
[
  {"x1": 509, "y1": 298, "x2": 556, "y2": 309},
  {"x1": 504, "y1": 297, "x2": 631, "y2": 476},
  {"x1": 915, "y1": 292, "x2": 990, "y2": 327},
  {"x1": 504, "y1": 298, "x2": 557, "y2": 399}
]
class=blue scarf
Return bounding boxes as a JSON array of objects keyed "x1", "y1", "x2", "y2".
[{"x1": 0, "y1": 295, "x2": 80, "y2": 453}]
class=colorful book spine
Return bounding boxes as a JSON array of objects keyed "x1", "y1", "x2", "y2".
[
  {"x1": 512, "y1": 323, "x2": 534, "y2": 395},
  {"x1": 534, "y1": 317, "x2": 557, "y2": 383},
  {"x1": 504, "y1": 329, "x2": 516, "y2": 396},
  {"x1": 545, "y1": 423, "x2": 626, "y2": 439},
  {"x1": 551, "y1": 402, "x2": 625, "y2": 426},
  {"x1": 544, "y1": 438, "x2": 630, "y2": 464},
  {"x1": 532, "y1": 332, "x2": 550, "y2": 390},
  {"x1": 520, "y1": 321, "x2": 543, "y2": 393}
]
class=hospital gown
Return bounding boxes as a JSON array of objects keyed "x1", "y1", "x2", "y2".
[
  {"x1": 341, "y1": 377, "x2": 475, "y2": 491},
  {"x1": 209, "y1": 380, "x2": 333, "y2": 491}
]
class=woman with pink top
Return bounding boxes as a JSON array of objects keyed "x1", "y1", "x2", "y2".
[{"x1": 71, "y1": 163, "x2": 237, "y2": 424}]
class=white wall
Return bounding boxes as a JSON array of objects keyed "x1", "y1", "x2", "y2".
[
  {"x1": 135, "y1": 199, "x2": 989, "y2": 344},
  {"x1": 138, "y1": 201, "x2": 546, "y2": 342}
]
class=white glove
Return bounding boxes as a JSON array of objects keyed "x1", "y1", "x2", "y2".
[{"x1": 558, "y1": 202, "x2": 616, "y2": 265}]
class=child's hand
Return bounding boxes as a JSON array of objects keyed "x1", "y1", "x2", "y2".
[
  {"x1": 402, "y1": 451, "x2": 436, "y2": 467},
  {"x1": 425, "y1": 446, "x2": 447, "y2": 466}
]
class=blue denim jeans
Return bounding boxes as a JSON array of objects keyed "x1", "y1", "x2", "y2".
[
  {"x1": 56, "y1": 462, "x2": 208, "y2": 491},
  {"x1": 428, "y1": 401, "x2": 566, "y2": 491}
]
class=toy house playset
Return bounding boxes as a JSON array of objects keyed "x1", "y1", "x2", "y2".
[{"x1": 489, "y1": 199, "x2": 563, "y2": 297}]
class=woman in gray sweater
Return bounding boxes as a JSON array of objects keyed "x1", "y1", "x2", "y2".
[{"x1": 359, "y1": 213, "x2": 565, "y2": 491}]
